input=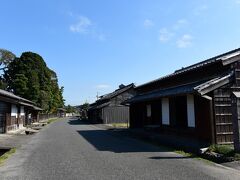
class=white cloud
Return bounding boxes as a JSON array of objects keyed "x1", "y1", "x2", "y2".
[
  {"x1": 70, "y1": 16, "x2": 92, "y2": 34},
  {"x1": 96, "y1": 84, "x2": 111, "y2": 89},
  {"x1": 144, "y1": 19, "x2": 154, "y2": 28},
  {"x1": 176, "y1": 34, "x2": 193, "y2": 48},
  {"x1": 173, "y1": 19, "x2": 188, "y2": 30},
  {"x1": 69, "y1": 14, "x2": 106, "y2": 41},
  {"x1": 159, "y1": 28, "x2": 174, "y2": 42}
]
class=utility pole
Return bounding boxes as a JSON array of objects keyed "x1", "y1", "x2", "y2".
[{"x1": 96, "y1": 92, "x2": 99, "y2": 100}]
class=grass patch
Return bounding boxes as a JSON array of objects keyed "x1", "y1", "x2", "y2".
[
  {"x1": 174, "y1": 150, "x2": 213, "y2": 164},
  {"x1": 0, "y1": 148, "x2": 16, "y2": 165},
  {"x1": 209, "y1": 144, "x2": 234, "y2": 157},
  {"x1": 110, "y1": 123, "x2": 129, "y2": 128},
  {"x1": 234, "y1": 153, "x2": 240, "y2": 160},
  {"x1": 174, "y1": 150, "x2": 193, "y2": 157}
]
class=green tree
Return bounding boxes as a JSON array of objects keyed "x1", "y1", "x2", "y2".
[
  {"x1": 11, "y1": 74, "x2": 28, "y2": 97},
  {"x1": 4, "y1": 52, "x2": 64, "y2": 112},
  {"x1": 0, "y1": 49, "x2": 16, "y2": 89},
  {"x1": 66, "y1": 105, "x2": 76, "y2": 113},
  {"x1": 0, "y1": 49, "x2": 15, "y2": 71}
]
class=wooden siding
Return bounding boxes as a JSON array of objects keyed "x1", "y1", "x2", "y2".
[
  {"x1": 102, "y1": 106, "x2": 129, "y2": 124},
  {"x1": 212, "y1": 62, "x2": 240, "y2": 144},
  {"x1": 0, "y1": 101, "x2": 10, "y2": 133},
  {"x1": 88, "y1": 86, "x2": 135, "y2": 124},
  {"x1": 213, "y1": 88, "x2": 234, "y2": 144}
]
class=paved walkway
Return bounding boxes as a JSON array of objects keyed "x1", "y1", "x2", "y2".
[
  {"x1": 0, "y1": 118, "x2": 239, "y2": 180},
  {"x1": 0, "y1": 133, "x2": 31, "y2": 149}
]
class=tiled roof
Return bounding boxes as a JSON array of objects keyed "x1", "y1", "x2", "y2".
[
  {"x1": 0, "y1": 89, "x2": 42, "y2": 110},
  {"x1": 98, "y1": 83, "x2": 135, "y2": 101},
  {"x1": 0, "y1": 89, "x2": 34, "y2": 104},
  {"x1": 126, "y1": 73, "x2": 233, "y2": 104},
  {"x1": 194, "y1": 72, "x2": 233, "y2": 95}
]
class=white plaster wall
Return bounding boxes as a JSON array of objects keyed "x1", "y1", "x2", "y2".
[
  {"x1": 187, "y1": 94, "x2": 195, "y2": 128},
  {"x1": 20, "y1": 106, "x2": 25, "y2": 116},
  {"x1": 19, "y1": 124, "x2": 24, "y2": 129},
  {"x1": 162, "y1": 98, "x2": 170, "y2": 125},
  {"x1": 11, "y1": 104, "x2": 18, "y2": 117}
]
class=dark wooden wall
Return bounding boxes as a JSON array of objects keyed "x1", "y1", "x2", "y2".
[
  {"x1": 110, "y1": 89, "x2": 136, "y2": 106},
  {"x1": 130, "y1": 103, "x2": 145, "y2": 128},
  {"x1": 213, "y1": 87, "x2": 233, "y2": 144},
  {"x1": 0, "y1": 101, "x2": 10, "y2": 133},
  {"x1": 102, "y1": 106, "x2": 129, "y2": 124},
  {"x1": 211, "y1": 61, "x2": 240, "y2": 144},
  {"x1": 194, "y1": 95, "x2": 213, "y2": 143}
]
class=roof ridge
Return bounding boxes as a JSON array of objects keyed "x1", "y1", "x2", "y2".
[{"x1": 137, "y1": 48, "x2": 240, "y2": 89}]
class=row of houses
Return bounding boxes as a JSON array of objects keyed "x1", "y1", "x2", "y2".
[
  {"x1": 0, "y1": 89, "x2": 42, "y2": 134},
  {"x1": 88, "y1": 48, "x2": 240, "y2": 150}
]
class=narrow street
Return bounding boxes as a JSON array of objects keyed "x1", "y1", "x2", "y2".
[{"x1": 0, "y1": 118, "x2": 239, "y2": 180}]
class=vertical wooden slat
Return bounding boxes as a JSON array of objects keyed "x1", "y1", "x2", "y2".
[{"x1": 214, "y1": 88, "x2": 234, "y2": 144}]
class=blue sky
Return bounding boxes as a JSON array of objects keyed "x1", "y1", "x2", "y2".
[{"x1": 1, "y1": 0, "x2": 240, "y2": 105}]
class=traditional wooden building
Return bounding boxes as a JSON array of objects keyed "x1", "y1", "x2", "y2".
[
  {"x1": 57, "y1": 108, "x2": 66, "y2": 118},
  {"x1": 0, "y1": 89, "x2": 42, "y2": 133},
  {"x1": 126, "y1": 49, "x2": 240, "y2": 148},
  {"x1": 88, "y1": 83, "x2": 136, "y2": 124}
]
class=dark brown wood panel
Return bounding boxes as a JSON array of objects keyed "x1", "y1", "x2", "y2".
[{"x1": 214, "y1": 88, "x2": 234, "y2": 144}]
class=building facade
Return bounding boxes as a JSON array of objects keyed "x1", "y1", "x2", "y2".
[
  {"x1": 126, "y1": 49, "x2": 240, "y2": 148},
  {"x1": 88, "y1": 84, "x2": 136, "y2": 124},
  {"x1": 0, "y1": 89, "x2": 42, "y2": 133}
]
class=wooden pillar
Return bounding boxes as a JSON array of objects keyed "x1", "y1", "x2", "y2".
[
  {"x1": 209, "y1": 98, "x2": 216, "y2": 144},
  {"x1": 232, "y1": 92, "x2": 240, "y2": 152}
]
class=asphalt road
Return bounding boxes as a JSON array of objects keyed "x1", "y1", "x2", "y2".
[{"x1": 0, "y1": 118, "x2": 240, "y2": 180}]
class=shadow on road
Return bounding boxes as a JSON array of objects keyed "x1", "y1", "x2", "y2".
[
  {"x1": 76, "y1": 129, "x2": 185, "y2": 155},
  {"x1": 68, "y1": 119, "x2": 102, "y2": 126},
  {"x1": 68, "y1": 119, "x2": 83, "y2": 125},
  {"x1": 68, "y1": 119, "x2": 194, "y2": 160},
  {"x1": 149, "y1": 156, "x2": 193, "y2": 160}
]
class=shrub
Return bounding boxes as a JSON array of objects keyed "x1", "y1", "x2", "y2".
[{"x1": 209, "y1": 145, "x2": 234, "y2": 157}]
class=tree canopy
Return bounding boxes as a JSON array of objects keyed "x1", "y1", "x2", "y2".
[
  {"x1": 65, "y1": 105, "x2": 77, "y2": 113},
  {"x1": 3, "y1": 51, "x2": 65, "y2": 113},
  {"x1": 0, "y1": 49, "x2": 16, "y2": 70}
]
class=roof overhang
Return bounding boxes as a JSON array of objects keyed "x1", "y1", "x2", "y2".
[
  {"x1": 125, "y1": 73, "x2": 233, "y2": 104},
  {"x1": 194, "y1": 72, "x2": 233, "y2": 95},
  {"x1": 232, "y1": 91, "x2": 240, "y2": 98},
  {"x1": 19, "y1": 102, "x2": 43, "y2": 111},
  {"x1": 219, "y1": 52, "x2": 240, "y2": 66}
]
